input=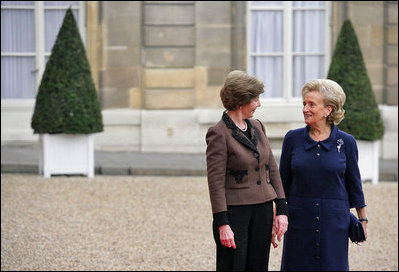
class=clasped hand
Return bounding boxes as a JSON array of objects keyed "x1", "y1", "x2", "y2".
[
  {"x1": 218, "y1": 215, "x2": 288, "y2": 250},
  {"x1": 219, "y1": 224, "x2": 236, "y2": 249},
  {"x1": 271, "y1": 215, "x2": 288, "y2": 248}
]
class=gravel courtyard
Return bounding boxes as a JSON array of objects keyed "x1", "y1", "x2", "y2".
[{"x1": 1, "y1": 174, "x2": 398, "y2": 271}]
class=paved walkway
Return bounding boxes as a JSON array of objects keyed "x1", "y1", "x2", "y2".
[
  {"x1": 1, "y1": 143, "x2": 397, "y2": 181},
  {"x1": 1, "y1": 143, "x2": 206, "y2": 176}
]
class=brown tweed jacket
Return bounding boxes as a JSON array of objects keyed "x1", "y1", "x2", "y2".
[{"x1": 206, "y1": 112, "x2": 286, "y2": 214}]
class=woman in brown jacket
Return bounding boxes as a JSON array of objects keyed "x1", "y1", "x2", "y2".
[{"x1": 206, "y1": 70, "x2": 288, "y2": 271}]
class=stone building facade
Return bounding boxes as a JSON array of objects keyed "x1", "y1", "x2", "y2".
[
  {"x1": 1, "y1": 1, "x2": 398, "y2": 160},
  {"x1": 86, "y1": 1, "x2": 398, "y2": 159}
]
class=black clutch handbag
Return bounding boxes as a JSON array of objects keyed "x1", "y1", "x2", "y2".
[{"x1": 349, "y1": 213, "x2": 366, "y2": 243}]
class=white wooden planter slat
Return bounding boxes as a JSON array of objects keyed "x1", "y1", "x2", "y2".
[
  {"x1": 39, "y1": 134, "x2": 94, "y2": 178},
  {"x1": 357, "y1": 140, "x2": 379, "y2": 184}
]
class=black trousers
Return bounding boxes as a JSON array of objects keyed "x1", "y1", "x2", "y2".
[{"x1": 213, "y1": 201, "x2": 274, "y2": 271}]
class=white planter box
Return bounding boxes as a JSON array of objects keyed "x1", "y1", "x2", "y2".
[
  {"x1": 39, "y1": 134, "x2": 94, "y2": 178},
  {"x1": 357, "y1": 140, "x2": 379, "y2": 184}
]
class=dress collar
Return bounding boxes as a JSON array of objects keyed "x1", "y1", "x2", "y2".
[{"x1": 304, "y1": 125, "x2": 338, "y2": 151}]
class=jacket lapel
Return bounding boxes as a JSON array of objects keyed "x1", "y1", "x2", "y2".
[{"x1": 222, "y1": 112, "x2": 258, "y2": 153}]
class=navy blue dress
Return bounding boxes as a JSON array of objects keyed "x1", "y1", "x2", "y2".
[{"x1": 279, "y1": 125, "x2": 366, "y2": 271}]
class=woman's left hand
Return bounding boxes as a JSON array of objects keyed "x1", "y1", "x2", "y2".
[{"x1": 275, "y1": 215, "x2": 288, "y2": 241}]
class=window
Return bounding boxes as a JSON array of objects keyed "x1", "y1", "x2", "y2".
[
  {"x1": 248, "y1": 1, "x2": 330, "y2": 101},
  {"x1": 1, "y1": 1, "x2": 84, "y2": 99}
]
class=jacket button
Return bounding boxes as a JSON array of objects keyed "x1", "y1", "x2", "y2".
[
  {"x1": 315, "y1": 216, "x2": 320, "y2": 221},
  {"x1": 316, "y1": 153, "x2": 320, "y2": 157},
  {"x1": 315, "y1": 202, "x2": 319, "y2": 207},
  {"x1": 315, "y1": 229, "x2": 320, "y2": 233},
  {"x1": 257, "y1": 180, "x2": 261, "y2": 185},
  {"x1": 315, "y1": 242, "x2": 319, "y2": 247}
]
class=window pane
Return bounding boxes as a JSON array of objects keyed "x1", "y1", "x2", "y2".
[
  {"x1": 251, "y1": 56, "x2": 283, "y2": 98},
  {"x1": 293, "y1": 10, "x2": 325, "y2": 52},
  {"x1": 250, "y1": 11, "x2": 283, "y2": 53},
  {"x1": 1, "y1": 1, "x2": 34, "y2": 6},
  {"x1": 292, "y1": 55, "x2": 324, "y2": 97},
  {"x1": 248, "y1": 1, "x2": 327, "y2": 99},
  {"x1": 1, "y1": 56, "x2": 36, "y2": 99},
  {"x1": 44, "y1": 9, "x2": 79, "y2": 52},
  {"x1": 1, "y1": 9, "x2": 35, "y2": 52},
  {"x1": 44, "y1": 1, "x2": 79, "y2": 6},
  {"x1": 1, "y1": 1, "x2": 82, "y2": 100},
  {"x1": 250, "y1": 1, "x2": 283, "y2": 7},
  {"x1": 293, "y1": 1, "x2": 325, "y2": 7}
]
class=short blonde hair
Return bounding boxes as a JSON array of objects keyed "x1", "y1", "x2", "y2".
[
  {"x1": 220, "y1": 70, "x2": 264, "y2": 110},
  {"x1": 302, "y1": 79, "x2": 346, "y2": 126}
]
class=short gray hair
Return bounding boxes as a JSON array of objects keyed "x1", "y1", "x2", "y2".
[{"x1": 302, "y1": 79, "x2": 346, "y2": 126}]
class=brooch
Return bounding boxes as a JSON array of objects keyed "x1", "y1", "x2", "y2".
[{"x1": 337, "y1": 139, "x2": 344, "y2": 153}]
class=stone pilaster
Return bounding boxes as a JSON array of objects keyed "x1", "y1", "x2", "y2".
[
  {"x1": 99, "y1": 1, "x2": 142, "y2": 109},
  {"x1": 195, "y1": 1, "x2": 232, "y2": 108}
]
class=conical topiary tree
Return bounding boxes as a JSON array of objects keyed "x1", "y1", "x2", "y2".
[
  {"x1": 31, "y1": 8, "x2": 103, "y2": 134},
  {"x1": 327, "y1": 19, "x2": 384, "y2": 141}
]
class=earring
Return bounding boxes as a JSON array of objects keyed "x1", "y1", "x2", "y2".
[{"x1": 324, "y1": 114, "x2": 327, "y2": 118}]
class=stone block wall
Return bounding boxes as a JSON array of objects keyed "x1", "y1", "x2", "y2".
[
  {"x1": 332, "y1": 1, "x2": 398, "y2": 106},
  {"x1": 88, "y1": 1, "x2": 236, "y2": 111},
  {"x1": 385, "y1": 1, "x2": 398, "y2": 105},
  {"x1": 82, "y1": 1, "x2": 398, "y2": 158},
  {"x1": 89, "y1": 1, "x2": 397, "y2": 111},
  {"x1": 2, "y1": 1, "x2": 396, "y2": 160},
  {"x1": 98, "y1": 1, "x2": 143, "y2": 109},
  {"x1": 143, "y1": 1, "x2": 196, "y2": 109}
]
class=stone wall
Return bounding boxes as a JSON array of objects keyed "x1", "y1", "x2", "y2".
[
  {"x1": 332, "y1": 1, "x2": 398, "y2": 105},
  {"x1": 84, "y1": 1, "x2": 398, "y2": 159},
  {"x1": 99, "y1": 1, "x2": 143, "y2": 109},
  {"x1": 385, "y1": 1, "x2": 398, "y2": 105},
  {"x1": 88, "y1": 1, "x2": 398, "y2": 110},
  {"x1": 2, "y1": 1, "x2": 396, "y2": 160}
]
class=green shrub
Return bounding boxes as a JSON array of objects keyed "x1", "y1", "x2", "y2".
[
  {"x1": 327, "y1": 19, "x2": 384, "y2": 141},
  {"x1": 31, "y1": 8, "x2": 103, "y2": 134}
]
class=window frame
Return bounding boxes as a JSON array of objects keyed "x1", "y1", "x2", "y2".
[
  {"x1": 1, "y1": 1, "x2": 85, "y2": 106},
  {"x1": 247, "y1": 1, "x2": 331, "y2": 106}
]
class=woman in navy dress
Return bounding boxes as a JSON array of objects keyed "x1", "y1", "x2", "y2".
[{"x1": 279, "y1": 79, "x2": 368, "y2": 271}]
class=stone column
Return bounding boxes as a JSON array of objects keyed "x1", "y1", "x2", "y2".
[
  {"x1": 86, "y1": 1, "x2": 100, "y2": 92},
  {"x1": 195, "y1": 1, "x2": 232, "y2": 108},
  {"x1": 100, "y1": 1, "x2": 142, "y2": 109},
  {"x1": 142, "y1": 1, "x2": 195, "y2": 109},
  {"x1": 384, "y1": 1, "x2": 398, "y2": 105}
]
